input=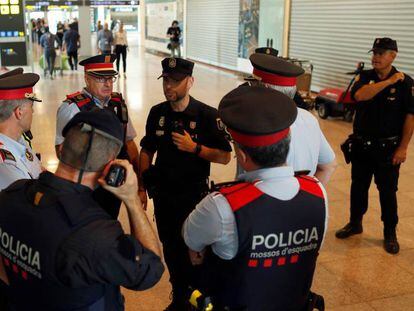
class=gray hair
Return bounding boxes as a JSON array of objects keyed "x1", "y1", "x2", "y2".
[
  {"x1": 237, "y1": 134, "x2": 291, "y2": 168},
  {"x1": 0, "y1": 99, "x2": 31, "y2": 122},
  {"x1": 247, "y1": 79, "x2": 297, "y2": 99}
]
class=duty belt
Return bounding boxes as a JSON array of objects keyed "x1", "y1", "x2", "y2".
[{"x1": 353, "y1": 135, "x2": 400, "y2": 148}]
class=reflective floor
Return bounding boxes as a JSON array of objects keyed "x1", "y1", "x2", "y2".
[{"x1": 22, "y1": 45, "x2": 414, "y2": 310}]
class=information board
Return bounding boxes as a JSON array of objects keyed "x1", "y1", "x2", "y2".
[{"x1": 0, "y1": 0, "x2": 27, "y2": 65}]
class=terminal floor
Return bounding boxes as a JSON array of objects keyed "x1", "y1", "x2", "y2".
[{"x1": 23, "y1": 46, "x2": 414, "y2": 310}]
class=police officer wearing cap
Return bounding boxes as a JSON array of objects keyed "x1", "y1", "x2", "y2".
[
  {"x1": 242, "y1": 52, "x2": 337, "y2": 186},
  {"x1": 336, "y1": 38, "x2": 414, "y2": 254},
  {"x1": 55, "y1": 54, "x2": 140, "y2": 219},
  {"x1": 139, "y1": 57, "x2": 231, "y2": 310},
  {"x1": 254, "y1": 47, "x2": 309, "y2": 110},
  {"x1": 183, "y1": 86, "x2": 328, "y2": 310},
  {"x1": 0, "y1": 109, "x2": 164, "y2": 310},
  {"x1": 0, "y1": 68, "x2": 42, "y2": 191}
]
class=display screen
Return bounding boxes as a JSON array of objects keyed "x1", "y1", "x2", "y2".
[{"x1": 0, "y1": 0, "x2": 27, "y2": 65}]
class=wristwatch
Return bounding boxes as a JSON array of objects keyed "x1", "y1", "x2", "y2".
[{"x1": 194, "y1": 143, "x2": 202, "y2": 155}]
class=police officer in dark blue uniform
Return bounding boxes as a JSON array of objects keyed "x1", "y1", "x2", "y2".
[
  {"x1": 336, "y1": 38, "x2": 414, "y2": 254},
  {"x1": 183, "y1": 86, "x2": 327, "y2": 310},
  {"x1": 0, "y1": 110, "x2": 164, "y2": 310},
  {"x1": 138, "y1": 57, "x2": 232, "y2": 310}
]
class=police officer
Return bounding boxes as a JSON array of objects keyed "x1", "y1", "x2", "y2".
[
  {"x1": 55, "y1": 54, "x2": 140, "y2": 219},
  {"x1": 183, "y1": 86, "x2": 328, "y2": 310},
  {"x1": 138, "y1": 57, "x2": 232, "y2": 310},
  {"x1": 336, "y1": 38, "x2": 414, "y2": 254},
  {"x1": 254, "y1": 47, "x2": 309, "y2": 110},
  {"x1": 241, "y1": 53, "x2": 337, "y2": 186},
  {"x1": 0, "y1": 68, "x2": 42, "y2": 191},
  {"x1": 0, "y1": 109, "x2": 164, "y2": 310}
]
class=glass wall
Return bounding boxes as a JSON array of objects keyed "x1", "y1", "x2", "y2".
[{"x1": 258, "y1": 0, "x2": 285, "y2": 54}]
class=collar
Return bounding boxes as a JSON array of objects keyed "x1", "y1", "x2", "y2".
[
  {"x1": 0, "y1": 133, "x2": 28, "y2": 158},
  {"x1": 38, "y1": 171, "x2": 93, "y2": 195},
  {"x1": 238, "y1": 166, "x2": 295, "y2": 183},
  {"x1": 168, "y1": 96, "x2": 199, "y2": 118},
  {"x1": 374, "y1": 66, "x2": 397, "y2": 81},
  {"x1": 82, "y1": 88, "x2": 110, "y2": 108}
]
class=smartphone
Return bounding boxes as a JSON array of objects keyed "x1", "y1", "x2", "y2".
[{"x1": 105, "y1": 165, "x2": 126, "y2": 187}]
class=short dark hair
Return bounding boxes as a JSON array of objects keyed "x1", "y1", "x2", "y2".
[
  {"x1": 172, "y1": 20, "x2": 179, "y2": 26},
  {"x1": 60, "y1": 124, "x2": 122, "y2": 172},
  {"x1": 238, "y1": 135, "x2": 290, "y2": 168}
]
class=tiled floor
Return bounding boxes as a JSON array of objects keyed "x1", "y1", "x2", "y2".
[{"x1": 21, "y1": 44, "x2": 414, "y2": 310}]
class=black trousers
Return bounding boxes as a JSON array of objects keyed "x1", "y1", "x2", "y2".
[
  {"x1": 350, "y1": 147, "x2": 400, "y2": 228},
  {"x1": 115, "y1": 45, "x2": 127, "y2": 72},
  {"x1": 153, "y1": 186, "x2": 207, "y2": 302},
  {"x1": 67, "y1": 50, "x2": 78, "y2": 70}
]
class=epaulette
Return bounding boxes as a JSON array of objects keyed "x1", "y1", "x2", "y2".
[
  {"x1": 0, "y1": 149, "x2": 16, "y2": 163},
  {"x1": 296, "y1": 175, "x2": 324, "y2": 199},
  {"x1": 110, "y1": 92, "x2": 123, "y2": 102},
  {"x1": 65, "y1": 91, "x2": 92, "y2": 108},
  {"x1": 216, "y1": 181, "x2": 264, "y2": 212}
]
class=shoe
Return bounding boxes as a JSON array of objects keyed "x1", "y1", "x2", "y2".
[
  {"x1": 384, "y1": 228, "x2": 399, "y2": 254},
  {"x1": 335, "y1": 222, "x2": 363, "y2": 239}
]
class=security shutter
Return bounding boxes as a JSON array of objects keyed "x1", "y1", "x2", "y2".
[
  {"x1": 186, "y1": 0, "x2": 239, "y2": 70},
  {"x1": 289, "y1": 0, "x2": 414, "y2": 91}
]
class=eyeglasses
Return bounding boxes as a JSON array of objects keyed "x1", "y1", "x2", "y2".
[{"x1": 87, "y1": 74, "x2": 117, "y2": 83}]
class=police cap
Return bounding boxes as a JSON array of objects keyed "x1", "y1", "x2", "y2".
[
  {"x1": 0, "y1": 72, "x2": 41, "y2": 102},
  {"x1": 249, "y1": 53, "x2": 304, "y2": 86},
  {"x1": 369, "y1": 37, "x2": 398, "y2": 53},
  {"x1": 79, "y1": 54, "x2": 118, "y2": 77},
  {"x1": 158, "y1": 57, "x2": 194, "y2": 81},
  {"x1": 0, "y1": 68, "x2": 24, "y2": 80},
  {"x1": 218, "y1": 85, "x2": 297, "y2": 147},
  {"x1": 255, "y1": 47, "x2": 279, "y2": 57},
  {"x1": 62, "y1": 109, "x2": 124, "y2": 145}
]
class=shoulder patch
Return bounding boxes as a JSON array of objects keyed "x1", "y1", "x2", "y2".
[
  {"x1": 219, "y1": 182, "x2": 264, "y2": 212},
  {"x1": 0, "y1": 149, "x2": 16, "y2": 163},
  {"x1": 297, "y1": 176, "x2": 324, "y2": 199},
  {"x1": 110, "y1": 92, "x2": 123, "y2": 102},
  {"x1": 66, "y1": 92, "x2": 92, "y2": 108}
]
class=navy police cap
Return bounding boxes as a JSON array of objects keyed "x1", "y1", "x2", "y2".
[
  {"x1": 79, "y1": 54, "x2": 118, "y2": 77},
  {"x1": 255, "y1": 47, "x2": 279, "y2": 57},
  {"x1": 218, "y1": 85, "x2": 297, "y2": 147},
  {"x1": 0, "y1": 72, "x2": 41, "y2": 102},
  {"x1": 62, "y1": 109, "x2": 124, "y2": 144},
  {"x1": 369, "y1": 37, "x2": 398, "y2": 53},
  {"x1": 249, "y1": 53, "x2": 304, "y2": 86},
  {"x1": 158, "y1": 57, "x2": 194, "y2": 81}
]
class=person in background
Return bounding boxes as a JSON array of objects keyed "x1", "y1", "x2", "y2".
[
  {"x1": 114, "y1": 22, "x2": 129, "y2": 78},
  {"x1": 56, "y1": 21, "x2": 64, "y2": 48},
  {"x1": 39, "y1": 26, "x2": 59, "y2": 79},
  {"x1": 97, "y1": 22, "x2": 113, "y2": 54},
  {"x1": 167, "y1": 20, "x2": 181, "y2": 58},
  {"x1": 63, "y1": 23, "x2": 81, "y2": 71},
  {"x1": 97, "y1": 20, "x2": 103, "y2": 32}
]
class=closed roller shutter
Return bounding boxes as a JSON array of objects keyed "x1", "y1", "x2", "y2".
[
  {"x1": 186, "y1": 0, "x2": 239, "y2": 70},
  {"x1": 289, "y1": 0, "x2": 414, "y2": 91}
]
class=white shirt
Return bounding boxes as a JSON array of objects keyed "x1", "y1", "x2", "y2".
[
  {"x1": 0, "y1": 133, "x2": 42, "y2": 191},
  {"x1": 287, "y1": 108, "x2": 335, "y2": 175},
  {"x1": 183, "y1": 166, "x2": 329, "y2": 260},
  {"x1": 55, "y1": 88, "x2": 137, "y2": 145},
  {"x1": 113, "y1": 31, "x2": 128, "y2": 46}
]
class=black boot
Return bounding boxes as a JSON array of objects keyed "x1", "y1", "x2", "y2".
[
  {"x1": 335, "y1": 222, "x2": 363, "y2": 239},
  {"x1": 383, "y1": 227, "x2": 399, "y2": 254}
]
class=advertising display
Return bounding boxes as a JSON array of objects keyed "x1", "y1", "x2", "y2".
[{"x1": 0, "y1": 0, "x2": 27, "y2": 65}]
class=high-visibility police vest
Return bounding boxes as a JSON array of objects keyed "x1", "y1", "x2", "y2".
[
  {"x1": 210, "y1": 176, "x2": 326, "y2": 311},
  {"x1": 0, "y1": 179, "x2": 112, "y2": 310}
]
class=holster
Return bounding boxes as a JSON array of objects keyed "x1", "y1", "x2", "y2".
[{"x1": 340, "y1": 136, "x2": 353, "y2": 164}]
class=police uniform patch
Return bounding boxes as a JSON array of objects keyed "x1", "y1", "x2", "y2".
[
  {"x1": 390, "y1": 88, "x2": 396, "y2": 94},
  {"x1": 0, "y1": 149, "x2": 16, "y2": 163},
  {"x1": 159, "y1": 116, "x2": 165, "y2": 127},
  {"x1": 25, "y1": 150, "x2": 34, "y2": 162},
  {"x1": 190, "y1": 121, "x2": 196, "y2": 129},
  {"x1": 105, "y1": 55, "x2": 111, "y2": 63},
  {"x1": 169, "y1": 58, "x2": 177, "y2": 68},
  {"x1": 156, "y1": 130, "x2": 164, "y2": 136},
  {"x1": 266, "y1": 48, "x2": 271, "y2": 55}
]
